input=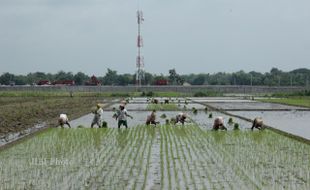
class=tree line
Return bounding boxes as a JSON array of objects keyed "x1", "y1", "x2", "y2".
[{"x1": 1, "y1": 68, "x2": 310, "y2": 86}]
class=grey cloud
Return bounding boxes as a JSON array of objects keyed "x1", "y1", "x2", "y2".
[{"x1": 0, "y1": 0, "x2": 309, "y2": 75}]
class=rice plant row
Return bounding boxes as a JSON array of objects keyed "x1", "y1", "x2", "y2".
[{"x1": 0, "y1": 124, "x2": 309, "y2": 189}]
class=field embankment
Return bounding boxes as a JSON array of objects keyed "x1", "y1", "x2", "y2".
[
  {"x1": 0, "y1": 96, "x2": 109, "y2": 136},
  {"x1": 260, "y1": 97, "x2": 310, "y2": 108}
]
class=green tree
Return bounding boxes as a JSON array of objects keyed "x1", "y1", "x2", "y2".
[
  {"x1": 192, "y1": 74, "x2": 206, "y2": 85},
  {"x1": 0, "y1": 72, "x2": 15, "y2": 85},
  {"x1": 74, "y1": 72, "x2": 89, "y2": 85},
  {"x1": 117, "y1": 74, "x2": 134, "y2": 85},
  {"x1": 168, "y1": 69, "x2": 177, "y2": 84},
  {"x1": 55, "y1": 71, "x2": 74, "y2": 81},
  {"x1": 144, "y1": 72, "x2": 154, "y2": 85},
  {"x1": 103, "y1": 69, "x2": 118, "y2": 85}
]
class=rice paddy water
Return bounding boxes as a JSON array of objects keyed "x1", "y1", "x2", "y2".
[{"x1": 0, "y1": 97, "x2": 309, "y2": 189}]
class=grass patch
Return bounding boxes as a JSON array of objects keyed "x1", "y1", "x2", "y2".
[
  {"x1": 0, "y1": 91, "x2": 138, "y2": 97},
  {"x1": 146, "y1": 103, "x2": 179, "y2": 111},
  {"x1": 193, "y1": 91, "x2": 223, "y2": 97},
  {"x1": 140, "y1": 91, "x2": 188, "y2": 97},
  {"x1": 260, "y1": 97, "x2": 310, "y2": 108}
]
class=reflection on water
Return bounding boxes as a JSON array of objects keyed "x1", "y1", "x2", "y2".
[
  {"x1": 229, "y1": 111, "x2": 310, "y2": 140},
  {"x1": 207, "y1": 102, "x2": 307, "y2": 110}
]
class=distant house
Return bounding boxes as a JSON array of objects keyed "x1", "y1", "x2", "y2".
[
  {"x1": 155, "y1": 79, "x2": 168, "y2": 85},
  {"x1": 52, "y1": 80, "x2": 75, "y2": 86},
  {"x1": 85, "y1": 75, "x2": 101, "y2": 86},
  {"x1": 37, "y1": 80, "x2": 51, "y2": 85}
]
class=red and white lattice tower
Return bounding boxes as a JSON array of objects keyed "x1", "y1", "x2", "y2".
[{"x1": 136, "y1": 10, "x2": 144, "y2": 86}]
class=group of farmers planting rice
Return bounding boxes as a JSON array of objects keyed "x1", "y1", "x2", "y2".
[{"x1": 57, "y1": 99, "x2": 264, "y2": 130}]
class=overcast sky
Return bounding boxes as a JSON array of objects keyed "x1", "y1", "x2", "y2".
[{"x1": 0, "y1": 0, "x2": 309, "y2": 75}]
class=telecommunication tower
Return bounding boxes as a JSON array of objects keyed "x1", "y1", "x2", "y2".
[{"x1": 136, "y1": 10, "x2": 144, "y2": 86}]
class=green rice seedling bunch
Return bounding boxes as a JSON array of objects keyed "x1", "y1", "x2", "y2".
[
  {"x1": 170, "y1": 118, "x2": 176, "y2": 125},
  {"x1": 234, "y1": 123, "x2": 239, "y2": 130},
  {"x1": 208, "y1": 113, "x2": 213, "y2": 118},
  {"x1": 204, "y1": 106, "x2": 208, "y2": 112},
  {"x1": 166, "y1": 119, "x2": 170, "y2": 125},
  {"x1": 160, "y1": 113, "x2": 167, "y2": 119},
  {"x1": 101, "y1": 121, "x2": 108, "y2": 128},
  {"x1": 192, "y1": 108, "x2": 198, "y2": 114},
  {"x1": 77, "y1": 125, "x2": 85, "y2": 128},
  {"x1": 228, "y1": 117, "x2": 234, "y2": 124}
]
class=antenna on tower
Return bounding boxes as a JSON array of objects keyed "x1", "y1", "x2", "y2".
[{"x1": 136, "y1": 10, "x2": 145, "y2": 86}]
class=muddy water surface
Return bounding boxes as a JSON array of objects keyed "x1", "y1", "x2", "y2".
[
  {"x1": 70, "y1": 111, "x2": 194, "y2": 128},
  {"x1": 190, "y1": 112, "x2": 252, "y2": 130},
  {"x1": 207, "y1": 102, "x2": 308, "y2": 110},
  {"x1": 190, "y1": 97, "x2": 254, "y2": 103},
  {"x1": 229, "y1": 111, "x2": 310, "y2": 140}
]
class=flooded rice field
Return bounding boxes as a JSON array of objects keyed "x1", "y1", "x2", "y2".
[
  {"x1": 0, "y1": 125, "x2": 309, "y2": 189},
  {"x1": 104, "y1": 103, "x2": 205, "y2": 111},
  {"x1": 229, "y1": 111, "x2": 310, "y2": 140},
  {"x1": 191, "y1": 97, "x2": 254, "y2": 103},
  {"x1": 70, "y1": 110, "x2": 249, "y2": 131},
  {"x1": 1, "y1": 97, "x2": 309, "y2": 189},
  {"x1": 206, "y1": 102, "x2": 309, "y2": 110},
  {"x1": 191, "y1": 112, "x2": 252, "y2": 130},
  {"x1": 70, "y1": 111, "x2": 189, "y2": 129}
]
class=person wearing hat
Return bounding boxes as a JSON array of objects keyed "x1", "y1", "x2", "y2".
[
  {"x1": 213, "y1": 116, "x2": 227, "y2": 130},
  {"x1": 175, "y1": 112, "x2": 187, "y2": 125},
  {"x1": 146, "y1": 110, "x2": 160, "y2": 126},
  {"x1": 251, "y1": 117, "x2": 263, "y2": 130},
  {"x1": 58, "y1": 114, "x2": 71, "y2": 128},
  {"x1": 115, "y1": 104, "x2": 133, "y2": 128},
  {"x1": 91, "y1": 104, "x2": 104, "y2": 128}
]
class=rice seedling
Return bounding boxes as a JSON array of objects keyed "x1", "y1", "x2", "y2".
[
  {"x1": 234, "y1": 123, "x2": 240, "y2": 130},
  {"x1": 101, "y1": 121, "x2": 108, "y2": 128},
  {"x1": 204, "y1": 106, "x2": 208, "y2": 112},
  {"x1": 192, "y1": 107, "x2": 198, "y2": 114},
  {"x1": 0, "y1": 117, "x2": 309, "y2": 189},
  {"x1": 160, "y1": 113, "x2": 167, "y2": 119}
]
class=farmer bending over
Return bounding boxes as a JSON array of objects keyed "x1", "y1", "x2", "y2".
[
  {"x1": 175, "y1": 112, "x2": 187, "y2": 125},
  {"x1": 116, "y1": 104, "x2": 133, "y2": 129},
  {"x1": 146, "y1": 110, "x2": 160, "y2": 126},
  {"x1": 252, "y1": 117, "x2": 263, "y2": 130},
  {"x1": 213, "y1": 116, "x2": 227, "y2": 130},
  {"x1": 58, "y1": 114, "x2": 71, "y2": 128},
  {"x1": 91, "y1": 104, "x2": 104, "y2": 128}
]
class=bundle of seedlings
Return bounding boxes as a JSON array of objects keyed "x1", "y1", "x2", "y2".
[
  {"x1": 233, "y1": 123, "x2": 239, "y2": 130},
  {"x1": 101, "y1": 121, "x2": 108, "y2": 128},
  {"x1": 160, "y1": 114, "x2": 167, "y2": 119},
  {"x1": 192, "y1": 107, "x2": 198, "y2": 114},
  {"x1": 228, "y1": 117, "x2": 234, "y2": 125}
]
